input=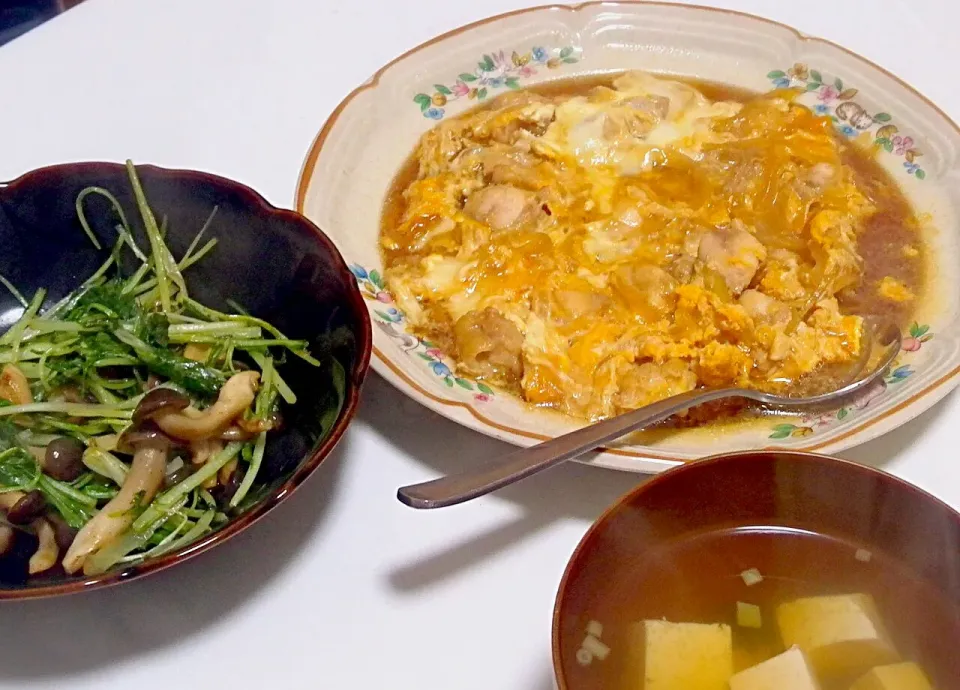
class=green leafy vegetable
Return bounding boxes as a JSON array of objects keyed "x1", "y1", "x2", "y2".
[
  {"x1": 0, "y1": 447, "x2": 41, "y2": 493},
  {"x1": 114, "y1": 328, "x2": 225, "y2": 397},
  {"x1": 0, "y1": 159, "x2": 343, "y2": 577}
]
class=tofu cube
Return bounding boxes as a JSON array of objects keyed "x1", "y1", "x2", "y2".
[
  {"x1": 627, "y1": 620, "x2": 733, "y2": 690},
  {"x1": 776, "y1": 594, "x2": 899, "y2": 678},
  {"x1": 729, "y1": 647, "x2": 822, "y2": 690},
  {"x1": 849, "y1": 662, "x2": 934, "y2": 690},
  {"x1": 737, "y1": 602, "x2": 763, "y2": 629}
]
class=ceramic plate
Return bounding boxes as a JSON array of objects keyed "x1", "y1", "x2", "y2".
[{"x1": 297, "y1": 2, "x2": 960, "y2": 473}]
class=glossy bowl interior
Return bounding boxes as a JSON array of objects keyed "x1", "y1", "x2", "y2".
[
  {"x1": 0, "y1": 162, "x2": 372, "y2": 599},
  {"x1": 553, "y1": 451, "x2": 960, "y2": 688}
]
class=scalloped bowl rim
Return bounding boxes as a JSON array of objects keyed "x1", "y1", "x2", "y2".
[
  {"x1": 0, "y1": 161, "x2": 373, "y2": 600},
  {"x1": 296, "y1": 1, "x2": 960, "y2": 473}
]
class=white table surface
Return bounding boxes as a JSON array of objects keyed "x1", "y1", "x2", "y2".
[{"x1": 0, "y1": 0, "x2": 958, "y2": 687}]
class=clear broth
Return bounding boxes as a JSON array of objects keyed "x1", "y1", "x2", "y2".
[{"x1": 563, "y1": 528, "x2": 960, "y2": 689}]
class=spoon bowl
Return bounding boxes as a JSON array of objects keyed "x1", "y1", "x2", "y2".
[{"x1": 397, "y1": 323, "x2": 902, "y2": 509}]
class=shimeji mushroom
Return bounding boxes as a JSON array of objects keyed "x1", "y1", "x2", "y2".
[
  {"x1": 6, "y1": 490, "x2": 46, "y2": 525},
  {"x1": 43, "y1": 437, "x2": 87, "y2": 482},
  {"x1": 0, "y1": 491, "x2": 59, "y2": 576},
  {"x1": 0, "y1": 492, "x2": 24, "y2": 514},
  {"x1": 137, "y1": 371, "x2": 260, "y2": 441},
  {"x1": 189, "y1": 437, "x2": 225, "y2": 489},
  {"x1": 62, "y1": 426, "x2": 172, "y2": 574},
  {"x1": 28, "y1": 519, "x2": 58, "y2": 574},
  {"x1": 0, "y1": 364, "x2": 32, "y2": 405}
]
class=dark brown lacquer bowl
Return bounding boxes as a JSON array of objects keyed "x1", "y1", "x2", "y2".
[
  {"x1": 553, "y1": 451, "x2": 960, "y2": 689},
  {"x1": 0, "y1": 162, "x2": 371, "y2": 599}
]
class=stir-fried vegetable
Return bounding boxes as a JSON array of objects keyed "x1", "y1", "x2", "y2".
[{"x1": 0, "y1": 160, "x2": 344, "y2": 578}]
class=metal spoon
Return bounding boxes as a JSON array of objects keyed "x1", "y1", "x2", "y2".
[{"x1": 397, "y1": 322, "x2": 902, "y2": 509}]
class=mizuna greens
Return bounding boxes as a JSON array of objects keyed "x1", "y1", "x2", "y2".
[{"x1": 0, "y1": 160, "x2": 340, "y2": 578}]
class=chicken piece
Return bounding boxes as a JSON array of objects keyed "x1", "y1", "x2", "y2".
[
  {"x1": 809, "y1": 162, "x2": 835, "y2": 188},
  {"x1": 463, "y1": 185, "x2": 535, "y2": 229},
  {"x1": 416, "y1": 121, "x2": 470, "y2": 177},
  {"x1": 519, "y1": 101, "x2": 557, "y2": 127},
  {"x1": 602, "y1": 108, "x2": 660, "y2": 140},
  {"x1": 454, "y1": 307, "x2": 525, "y2": 383},
  {"x1": 547, "y1": 288, "x2": 611, "y2": 332},
  {"x1": 615, "y1": 359, "x2": 697, "y2": 411},
  {"x1": 611, "y1": 264, "x2": 678, "y2": 323},
  {"x1": 489, "y1": 102, "x2": 556, "y2": 144},
  {"x1": 669, "y1": 230, "x2": 703, "y2": 283},
  {"x1": 698, "y1": 223, "x2": 767, "y2": 295},
  {"x1": 808, "y1": 209, "x2": 863, "y2": 294},
  {"x1": 759, "y1": 249, "x2": 806, "y2": 301},
  {"x1": 626, "y1": 94, "x2": 671, "y2": 120},
  {"x1": 480, "y1": 146, "x2": 544, "y2": 188},
  {"x1": 738, "y1": 290, "x2": 791, "y2": 327}
]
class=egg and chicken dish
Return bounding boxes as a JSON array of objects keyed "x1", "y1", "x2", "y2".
[{"x1": 380, "y1": 72, "x2": 924, "y2": 422}]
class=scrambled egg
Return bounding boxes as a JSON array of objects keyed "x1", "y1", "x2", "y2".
[
  {"x1": 877, "y1": 276, "x2": 914, "y2": 302},
  {"x1": 381, "y1": 72, "x2": 890, "y2": 420}
]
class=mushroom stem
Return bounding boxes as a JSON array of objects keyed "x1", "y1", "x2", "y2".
[
  {"x1": 153, "y1": 371, "x2": 259, "y2": 441},
  {"x1": 219, "y1": 426, "x2": 255, "y2": 441},
  {"x1": 62, "y1": 442, "x2": 169, "y2": 574},
  {"x1": 28, "y1": 519, "x2": 58, "y2": 574},
  {"x1": 89, "y1": 433, "x2": 121, "y2": 452},
  {"x1": 189, "y1": 437, "x2": 224, "y2": 466},
  {"x1": 218, "y1": 457, "x2": 239, "y2": 486},
  {"x1": 0, "y1": 524, "x2": 13, "y2": 556},
  {"x1": 189, "y1": 437, "x2": 225, "y2": 490}
]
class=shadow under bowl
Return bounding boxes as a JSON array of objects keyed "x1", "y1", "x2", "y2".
[
  {"x1": 0, "y1": 162, "x2": 372, "y2": 599},
  {"x1": 553, "y1": 451, "x2": 960, "y2": 688}
]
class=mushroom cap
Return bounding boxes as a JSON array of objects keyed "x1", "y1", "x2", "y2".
[
  {"x1": 7, "y1": 491, "x2": 46, "y2": 526},
  {"x1": 44, "y1": 510, "x2": 79, "y2": 552},
  {"x1": 116, "y1": 422, "x2": 175, "y2": 455},
  {"x1": 132, "y1": 387, "x2": 190, "y2": 425},
  {"x1": 44, "y1": 437, "x2": 86, "y2": 482}
]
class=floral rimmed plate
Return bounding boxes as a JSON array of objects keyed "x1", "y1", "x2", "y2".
[{"x1": 297, "y1": 2, "x2": 960, "y2": 473}]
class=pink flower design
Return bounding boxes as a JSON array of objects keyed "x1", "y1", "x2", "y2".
[
  {"x1": 452, "y1": 80, "x2": 470, "y2": 97},
  {"x1": 518, "y1": 65, "x2": 537, "y2": 77},
  {"x1": 493, "y1": 50, "x2": 506, "y2": 68},
  {"x1": 851, "y1": 381, "x2": 886, "y2": 411},
  {"x1": 901, "y1": 337, "x2": 921, "y2": 352},
  {"x1": 807, "y1": 412, "x2": 835, "y2": 428},
  {"x1": 425, "y1": 348, "x2": 443, "y2": 358},
  {"x1": 818, "y1": 85, "x2": 839, "y2": 102},
  {"x1": 375, "y1": 292, "x2": 393, "y2": 303},
  {"x1": 474, "y1": 393, "x2": 491, "y2": 403},
  {"x1": 893, "y1": 135, "x2": 914, "y2": 155}
]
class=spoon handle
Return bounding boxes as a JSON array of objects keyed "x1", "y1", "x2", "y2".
[{"x1": 397, "y1": 387, "x2": 742, "y2": 509}]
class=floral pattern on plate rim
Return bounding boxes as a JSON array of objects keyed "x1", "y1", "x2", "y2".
[
  {"x1": 768, "y1": 63, "x2": 927, "y2": 179},
  {"x1": 768, "y1": 323, "x2": 933, "y2": 439},
  {"x1": 349, "y1": 265, "x2": 494, "y2": 402},
  {"x1": 375, "y1": 61, "x2": 934, "y2": 431},
  {"x1": 413, "y1": 46, "x2": 580, "y2": 120},
  {"x1": 352, "y1": 258, "x2": 933, "y2": 437}
]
